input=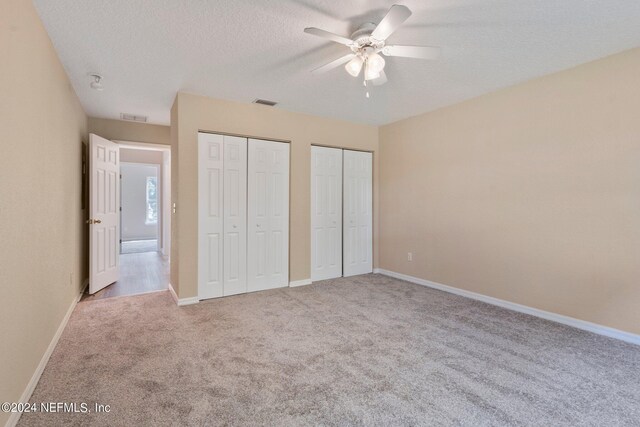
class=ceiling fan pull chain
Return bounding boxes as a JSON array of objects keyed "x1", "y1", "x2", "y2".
[{"x1": 363, "y1": 57, "x2": 368, "y2": 86}]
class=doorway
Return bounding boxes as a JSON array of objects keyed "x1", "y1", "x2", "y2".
[
  {"x1": 120, "y1": 162, "x2": 160, "y2": 254},
  {"x1": 83, "y1": 135, "x2": 171, "y2": 301}
]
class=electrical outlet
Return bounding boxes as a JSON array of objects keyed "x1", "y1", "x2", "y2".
[{"x1": 407, "y1": 252, "x2": 413, "y2": 262}]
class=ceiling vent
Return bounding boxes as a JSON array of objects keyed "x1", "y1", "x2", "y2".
[
  {"x1": 120, "y1": 113, "x2": 148, "y2": 123},
  {"x1": 253, "y1": 99, "x2": 278, "y2": 107}
]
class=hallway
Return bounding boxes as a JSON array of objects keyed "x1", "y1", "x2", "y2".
[
  {"x1": 81, "y1": 252, "x2": 169, "y2": 301},
  {"x1": 121, "y1": 239, "x2": 158, "y2": 254}
]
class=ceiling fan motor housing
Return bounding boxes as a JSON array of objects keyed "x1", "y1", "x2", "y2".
[{"x1": 350, "y1": 23, "x2": 385, "y2": 55}]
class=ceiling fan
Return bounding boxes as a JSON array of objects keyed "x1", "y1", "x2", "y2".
[{"x1": 304, "y1": 4, "x2": 441, "y2": 92}]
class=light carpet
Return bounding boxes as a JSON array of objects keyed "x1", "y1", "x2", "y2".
[{"x1": 20, "y1": 274, "x2": 640, "y2": 426}]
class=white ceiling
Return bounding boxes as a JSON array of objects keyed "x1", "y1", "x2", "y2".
[{"x1": 33, "y1": 0, "x2": 640, "y2": 126}]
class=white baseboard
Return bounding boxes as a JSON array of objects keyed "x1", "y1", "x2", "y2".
[
  {"x1": 6, "y1": 289, "x2": 84, "y2": 427},
  {"x1": 289, "y1": 278, "x2": 312, "y2": 287},
  {"x1": 168, "y1": 282, "x2": 179, "y2": 303},
  {"x1": 373, "y1": 268, "x2": 381, "y2": 274},
  {"x1": 376, "y1": 269, "x2": 640, "y2": 346},
  {"x1": 168, "y1": 283, "x2": 199, "y2": 306}
]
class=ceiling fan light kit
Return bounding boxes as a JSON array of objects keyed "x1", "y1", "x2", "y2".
[
  {"x1": 304, "y1": 4, "x2": 441, "y2": 95},
  {"x1": 366, "y1": 52, "x2": 385, "y2": 76},
  {"x1": 345, "y1": 56, "x2": 364, "y2": 77}
]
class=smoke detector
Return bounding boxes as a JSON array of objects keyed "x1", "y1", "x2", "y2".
[
  {"x1": 89, "y1": 73, "x2": 104, "y2": 91},
  {"x1": 253, "y1": 99, "x2": 278, "y2": 107}
]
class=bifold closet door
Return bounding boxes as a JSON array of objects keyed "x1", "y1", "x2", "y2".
[
  {"x1": 198, "y1": 133, "x2": 224, "y2": 299},
  {"x1": 343, "y1": 150, "x2": 373, "y2": 277},
  {"x1": 222, "y1": 136, "x2": 247, "y2": 296},
  {"x1": 198, "y1": 133, "x2": 247, "y2": 299},
  {"x1": 247, "y1": 139, "x2": 290, "y2": 292},
  {"x1": 311, "y1": 146, "x2": 343, "y2": 281}
]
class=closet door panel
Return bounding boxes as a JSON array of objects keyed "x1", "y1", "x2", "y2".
[
  {"x1": 311, "y1": 146, "x2": 343, "y2": 281},
  {"x1": 343, "y1": 150, "x2": 373, "y2": 277},
  {"x1": 248, "y1": 139, "x2": 290, "y2": 292},
  {"x1": 223, "y1": 136, "x2": 247, "y2": 296},
  {"x1": 268, "y1": 146, "x2": 289, "y2": 283},
  {"x1": 198, "y1": 133, "x2": 224, "y2": 299}
]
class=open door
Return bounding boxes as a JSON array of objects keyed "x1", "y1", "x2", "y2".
[{"x1": 89, "y1": 133, "x2": 120, "y2": 294}]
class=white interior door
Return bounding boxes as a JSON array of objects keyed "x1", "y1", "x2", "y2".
[
  {"x1": 343, "y1": 150, "x2": 373, "y2": 277},
  {"x1": 223, "y1": 136, "x2": 247, "y2": 296},
  {"x1": 247, "y1": 139, "x2": 290, "y2": 292},
  {"x1": 198, "y1": 133, "x2": 224, "y2": 299},
  {"x1": 89, "y1": 133, "x2": 120, "y2": 294},
  {"x1": 311, "y1": 146, "x2": 343, "y2": 281}
]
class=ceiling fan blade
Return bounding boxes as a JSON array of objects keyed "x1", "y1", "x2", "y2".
[
  {"x1": 312, "y1": 53, "x2": 355, "y2": 74},
  {"x1": 382, "y1": 45, "x2": 441, "y2": 59},
  {"x1": 371, "y1": 5, "x2": 412, "y2": 41},
  {"x1": 371, "y1": 70, "x2": 387, "y2": 86},
  {"x1": 304, "y1": 27, "x2": 354, "y2": 46}
]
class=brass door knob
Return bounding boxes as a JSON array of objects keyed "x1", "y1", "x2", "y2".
[{"x1": 86, "y1": 219, "x2": 102, "y2": 224}]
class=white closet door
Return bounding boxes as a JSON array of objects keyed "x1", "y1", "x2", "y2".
[
  {"x1": 343, "y1": 150, "x2": 373, "y2": 277},
  {"x1": 247, "y1": 139, "x2": 290, "y2": 292},
  {"x1": 223, "y1": 136, "x2": 247, "y2": 296},
  {"x1": 198, "y1": 133, "x2": 224, "y2": 299},
  {"x1": 311, "y1": 146, "x2": 343, "y2": 281}
]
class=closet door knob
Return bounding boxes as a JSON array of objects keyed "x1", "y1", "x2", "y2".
[{"x1": 233, "y1": 224, "x2": 237, "y2": 229}]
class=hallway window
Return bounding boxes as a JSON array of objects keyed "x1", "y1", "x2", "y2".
[{"x1": 146, "y1": 176, "x2": 158, "y2": 224}]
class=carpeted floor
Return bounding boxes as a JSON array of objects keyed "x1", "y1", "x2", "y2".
[{"x1": 20, "y1": 274, "x2": 640, "y2": 426}]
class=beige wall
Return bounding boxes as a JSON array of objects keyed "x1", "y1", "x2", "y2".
[
  {"x1": 379, "y1": 48, "x2": 640, "y2": 335},
  {"x1": 171, "y1": 93, "x2": 379, "y2": 298},
  {"x1": 88, "y1": 117, "x2": 170, "y2": 145},
  {"x1": 0, "y1": 0, "x2": 87, "y2": 421}
]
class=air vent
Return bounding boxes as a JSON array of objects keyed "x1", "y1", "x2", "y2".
[
  {"x1": 120, "y1": 113, "x2": 148, "y2": 123},
  {"x1": 253, "y1": 99, "x2": 278, "y2": 107}
]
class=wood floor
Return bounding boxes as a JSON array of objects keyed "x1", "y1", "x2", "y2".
[
  {"x1": 121, "y1": 239, "x2": 158, "y2": 254},
  {"x1": 81, "y1": 251, "x2": 169, "y2": 301}
]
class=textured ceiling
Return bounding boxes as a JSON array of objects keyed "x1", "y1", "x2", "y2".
[{"x1": 33, "y1": 0, "x2": 640, "y2": 125}]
